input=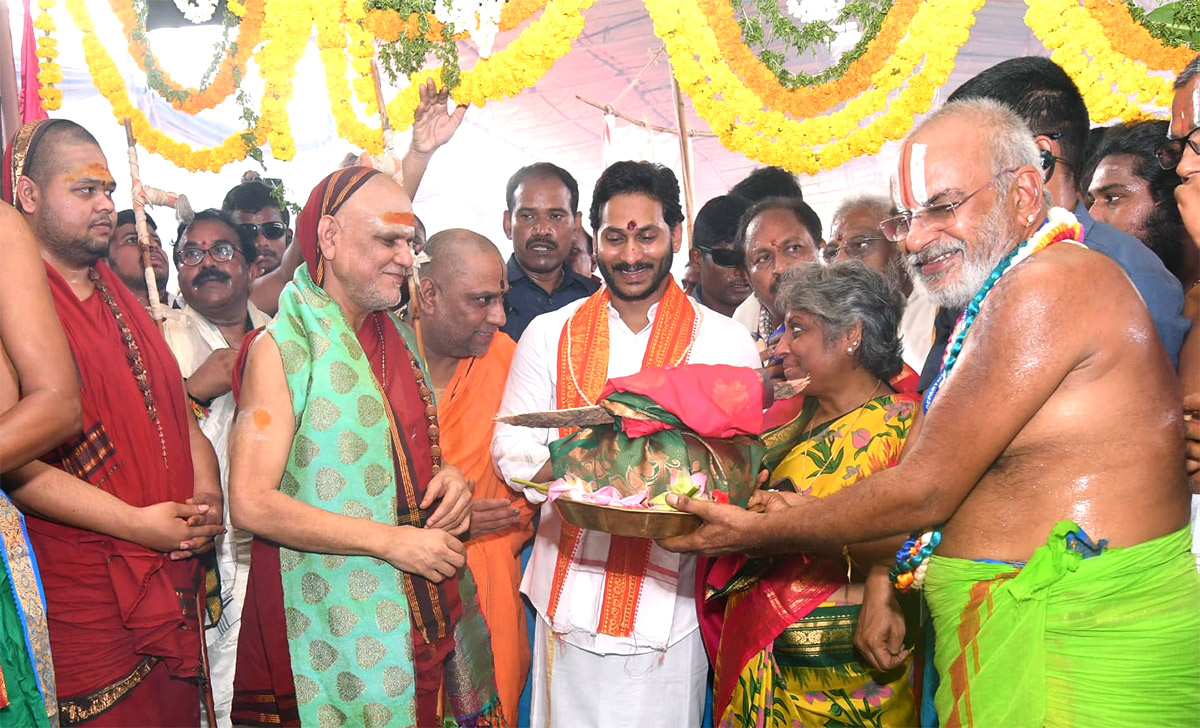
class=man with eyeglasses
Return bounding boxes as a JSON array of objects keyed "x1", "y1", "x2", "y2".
[
  {"x1": 688, "y1": 194, "x2": 753, "y2": 318},
  {"x1": 221, "y1": 179, "x2": 291, "y2": 277},
  {"x1": 162, "y1": 208, "x2": 271, "y2": 727},
  {"x1": 824, "y1": 194, "x2": 936, "y2": 372},
  {"x1": 1163, "y1": 53, "x2": 1200, "y2": 574},
  {"x1": 913, "y1": 56, "x2": 1189, "y2": 389},
  {"x1": 661, "y1": 98, "x2": 1200, "y2": 728},
  {"x1": 107, "y1": 208, "x2": 178, "y2": 312}
]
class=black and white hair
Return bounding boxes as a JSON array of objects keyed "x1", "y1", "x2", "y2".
[
  {"x1": 1175, "y1": 54, "x2": 1200, "y2": 89},
  {"x1": 776, "y1": 261, "x2": 905, "y2": 382},
  {"x1": 832, "y1": 194, "x2": 892, "y2": 226},
  {"x1": 914, "y1": 98, "x2": 1047, "y2": 205}
]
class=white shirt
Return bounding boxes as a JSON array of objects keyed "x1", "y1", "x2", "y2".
[
  {"x1": 163, "y1": 302, "x2": 271, "y2": 635},
  {"x1": 732, "y1": 294, "x2": 764, "y2": 339},
  {"x1": 900, "y1": 287, "x2": 938, "y2": 372},
  {"x1": 493, "y1": 293, "x2": 760, "y2": 655}
]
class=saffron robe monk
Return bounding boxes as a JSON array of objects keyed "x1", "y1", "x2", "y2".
[
  {"x1": 415, "y1": 229, "x2": 537, "y2": 723},
  {"x1": 3, "y1": 119, "x2": 225, "y2": 726}
]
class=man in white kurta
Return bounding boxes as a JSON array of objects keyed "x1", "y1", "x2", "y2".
[
  {"x1": 161, "y1": 211, "x2": 270, "y2": 728},
  {"x1": 492, "y1": 161, "x2": 760, "y2": 727}
]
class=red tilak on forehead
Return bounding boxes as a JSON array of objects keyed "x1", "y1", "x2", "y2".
[
  {"x1": 626, "y1": 219, "x2": 637, "y2": 231},
  {"x1": 381, "y1": 211, "x2": 415, "y2": 227},
  {"x1": 898, "y1": 142, "x2": 913, "y2": 205}
]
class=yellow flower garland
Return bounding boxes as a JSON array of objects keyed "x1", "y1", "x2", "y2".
[
  {"x1": 35, "y1": 0, "x2": 62, "y2": 110},
  {"x1": 384, "y1": 0, "x2": 595, "y2": 131},
  {"x1": 254, "y1": 0, "x2": 312, "y2": 160},
  {"x1": 64, "y1": 0, "x2": 258, "y2": 171},
  {"x1": 1082, "y1": 0, "x2": 1194, "y2": 74},
  {"x1": 646, "y1": 0, "x2": 983, "y2": 174},
  {"x1": 1024, "y1": 0, "x2": 1172, "y2": 123},
  {"x1": 62, "y1": 0, "x2": 591, "y2": 170},
  {"x1": 699, "y1": 0, "x2": 921, "y2": 119},
  {"x1": 315, "y1": 0, "x2": 382, "y2": 154}
]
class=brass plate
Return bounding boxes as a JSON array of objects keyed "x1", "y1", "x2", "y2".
[{"x1": 554, "y1": 498, "x2": 701, "y2": 539}]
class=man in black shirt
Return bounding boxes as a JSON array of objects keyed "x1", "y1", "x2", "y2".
[{"x1": 501, "y1": 163, "x2": 600, "y2": 340}]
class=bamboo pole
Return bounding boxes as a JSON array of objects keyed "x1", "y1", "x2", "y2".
[
  {"x1": 124, "y1": 119, "x2": 165, "y2": 333},
  {"x1": 670, "y1": 75, "x2": 697, "y2": 246}
]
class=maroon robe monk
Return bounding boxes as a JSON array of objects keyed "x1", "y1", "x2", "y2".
[{"x1": 4, "y1": 118, "x2": 223, "y2": 726}]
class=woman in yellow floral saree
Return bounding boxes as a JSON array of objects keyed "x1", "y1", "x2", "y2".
[{"x1": 703, "y1": 263, "x2": 920, "y2": 728}]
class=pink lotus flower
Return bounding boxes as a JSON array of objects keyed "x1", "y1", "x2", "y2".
[
  {"x1": 851, "y1": 428, "x2": 872, "y2": 449},
  {"x1": 851, "y1": 682, "x2": 893, "y2": 708}
]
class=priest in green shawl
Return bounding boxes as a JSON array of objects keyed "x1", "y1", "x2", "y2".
[{"x1": 227, "y1": 166, "x2": 504, "y2": 727}]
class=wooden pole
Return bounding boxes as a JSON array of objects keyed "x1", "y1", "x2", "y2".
[
  {"x1": 670, "y1": 75, "x2": 696, "y2": 246},
  {"x1": 123, "y1": 119, "x2": 165, "y2": 333},
  {"x1": 576, "y1": 96, "x2": 716, "y2": 138}
]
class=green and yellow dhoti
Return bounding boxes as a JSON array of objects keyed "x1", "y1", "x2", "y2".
[{"x1": 926, "y1": 520, "x2": 1200, "y2": 728}]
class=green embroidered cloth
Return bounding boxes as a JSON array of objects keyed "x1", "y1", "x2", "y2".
[
  {"x1": 548, "y1": 390, "x2": 764, "y2": 506},
  {"x1": 269, "y1": 268, "x2": 500, "y2": 727}
]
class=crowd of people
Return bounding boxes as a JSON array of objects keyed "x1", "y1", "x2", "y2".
[{"x1": 0, "y1": 54, "x2": 1197, "y2": 728}]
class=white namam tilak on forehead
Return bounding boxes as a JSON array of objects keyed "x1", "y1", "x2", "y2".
[{"x1": 908, "y1": 143, "x2": 928, "y2": 205}]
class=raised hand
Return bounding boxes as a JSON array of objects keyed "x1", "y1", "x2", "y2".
[{"x1": 411, "y1": 78, "x2": 466, "y2": 155}]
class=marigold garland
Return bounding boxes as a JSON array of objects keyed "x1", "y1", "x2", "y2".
[
  {"x1": 699, "y1": 0, "x2": 919, "y2": 118},
  {"x1": 1025, "y1": 0, "x2": 1172, "y2": 124},
  {"x1": 647, "y1": 0, "x2": 983, "y2": 174},
  {"x1": 35, "y1": 0, "x2": 62, "y2": 110},
  {"x1": 384, "y1": 0, "x2": 594, "y2": 132},
  {"x1": 365, "y1": 0, "x2": 545, "y2": 43},
  {"x1": 345, "y1": 0, "x2": 378, "y2": 114},
  {"x1": 1083, "y1": 0, "x2": 1195, "y2": 73},
  {"x1": 254, "y1": 0, "x2": 312, "y2": 160},
  {"x1": 315, "y1": 0, "x2": 383, "y2": 154},
  {"x1": 107, "y1": 0, "x2": 265, "y2": 114},
  {"x1": 64, "y1": 0, "x2": 258, "y2": 171}
]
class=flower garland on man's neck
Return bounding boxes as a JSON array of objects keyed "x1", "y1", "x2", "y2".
[
  {"x1": 698, "y1": 0, "x2": 919, "y2": 119},
  {"x1": 64, "y1": 0, "x2": 260, "y2": 170},
  {"x1": 34, "y1": 0, "x2": 62, "y2": 110},
  {"x1": 1083, "y1": 0, "x2": 1195, "y2": 73},
  {"x1": 891, "y1": 206, "x2": 1084, "y2": 592},
  {"x1": 646, "y1": 0, "x2": 983, "y2": 175},
  {"x1": 1025, "y1": 0, "x2": 1173, "y2": 124},
  {"x1": 107, "y1": 0, "x2": 265, "y2": 115}
]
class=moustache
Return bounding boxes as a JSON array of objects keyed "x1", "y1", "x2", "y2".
[
  {"x1": 906, "y1": 241, "x2": 963, "y2": 268},
  {"x1": 612, "y1": 262, "x2": 653, "y2": 274},
  {"x1": 526, "y1": 236, "x2": 557, "y2": 250},
  {"x1": 192, "y1": 268, "x2": 231, "y2": 286},
  {"x1": 769, "y1": 275, "x2": 782, "y2": 296}
]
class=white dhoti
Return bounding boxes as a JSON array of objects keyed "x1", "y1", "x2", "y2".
[{"x1": 530, "y1": 616, "x2": 706, "y2": 728}]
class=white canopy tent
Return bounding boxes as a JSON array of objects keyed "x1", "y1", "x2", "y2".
[{"x1": 6, "y1": 0, "x2": 1164, "y2": 275}]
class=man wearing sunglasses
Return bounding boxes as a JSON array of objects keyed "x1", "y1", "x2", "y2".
[
  {"x1": 221, "y1": 179, "x2": 291, "y2": 277},
  {"x1": 688, "y1": 195, "x2": 753, "y2": 318},
  {"x1": 162, "y1": 209, "x2": 271, "y2": 725},
  {"x1": 915, "y1": 56, "x2": 1188, "y2": 390}
]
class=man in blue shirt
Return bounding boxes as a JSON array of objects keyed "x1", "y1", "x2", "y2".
[
  {"x1": 501, "y1": 163, "x2": 600, "y2": 341},
  {"x1": 919, "y1": 57, "x2": 1188, "y2": 390}
]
